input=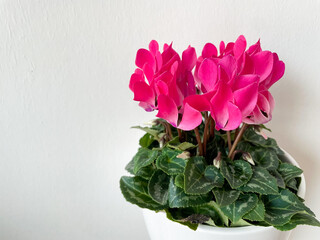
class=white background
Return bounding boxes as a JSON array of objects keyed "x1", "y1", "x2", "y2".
[{"x1": 0, "y1": 0, "x2": 319, "y2": 239}]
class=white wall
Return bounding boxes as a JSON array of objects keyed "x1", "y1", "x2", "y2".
[{"x1": 0, "y1": 0, "x2": 319, "y2": 239}]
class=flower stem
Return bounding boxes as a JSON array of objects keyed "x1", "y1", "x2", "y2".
[
  {"x1": 203, "y1": 113, "x2": 210, "y2": 156},
  {"x1": 228, "y1": 123, "x2": 248, "y2": 159},
  {"x1": 167, "y1": 124, "x2": 173, "y2": 140},
  {"x1": 194, "y1": 127, "x2": 203, "y2": 156},
  {"x1": 227, "y1": 131, "x2": 232, "y2": 152},
  {"x1": 177, "y1": 129, "x2": 183, "y2": 142},
  {"x1": 209, "y1": 116, "x2": 215, "y2": 139}
]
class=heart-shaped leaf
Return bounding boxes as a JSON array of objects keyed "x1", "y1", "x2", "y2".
[
  {"x1": 220, "y1": 160, "x2": 252, "y2": 189},
  {"x1": 221, "y1": 193, "x2": 258, "y2": 223},
  {"x1": 156, "y1": 148, "x2": 186, "y2": 175},
  {"x1": 148, "y1": 170, "x2": 170, "y2": 205},
  {"x1": 239, "y1": 167, "x2": 278, "y2": 195},
  {"x1": 184, "y1": 156, "x2": 224, "y2": 194},
  {"x1": 120, "y1": 176, "x2": 165, "y2": 210}
]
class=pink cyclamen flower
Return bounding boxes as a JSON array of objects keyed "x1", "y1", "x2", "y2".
[
  {"x1": 129, "y1": 41, "x2": 197, "y2": 127},
  {"x1": 190, "y1": 35, "x2": 285, "y2": 130}
]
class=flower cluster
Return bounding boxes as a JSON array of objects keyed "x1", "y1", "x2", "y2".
[{"x1": 129, "y1": 36, "x2": 285, "y2": 131}]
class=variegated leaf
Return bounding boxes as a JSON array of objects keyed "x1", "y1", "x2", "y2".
[
  {"x1": 156, "y1": 148, "x2": 186, "y2": 175},
  {"x1": 262, "y1": 189, "x2": 315, "y2": 226},
  {"x1": 269, "y1": 170, "x2": 286, "y2": 189},
  {"x1": 213, "y1": 188, "x2": 240, "y2": 207},
  {"x1": 243, "y1": 127, "x2": 284, "y2": 155},
  {"x1": 250, "y1": 148, "x2": 279, "y2": 170},
  {"x1": 133, "y1": 148, "x2": 159, "y2": 174},
  {"x1": 275, "y1": 213, "x2": 320, "y2": 231},
  {"x1": 220, "y1": 160, "x2": 252, "y2": 189},
  {"x1": 278, "y1": 163, "x2": 303, "y2": 183},
  {"x1": 174, "y1": 174, "x2": 184, "y2": 189},
  {"x1": 148, "y1": 170, "x2": 170, "y2": 205},
  {"x1": 120, "y1": 176, "x2": 165, "y2": 210},
  {"x1": 184, "y1": 156, "x2": 224, "y2": 194},
  {"x1": 168, "y1": 178, "x2": 212, "y2": 208},
  {"x1": 239, "y1": 167, "x2": 278, "y2": 195},
  {"x1": 244, "y1": 199, "x2": 265, "y2": 221},
  {"x1": 221, "y1": 193, "x2": 258, "y2": 223},
  {"x1": 125, "y1": 159, "x2": 155, "y2": 179}
]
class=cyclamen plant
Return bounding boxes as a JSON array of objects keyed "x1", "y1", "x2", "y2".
[{"x1": 120, "y1": 36, "x2": 320, "y2": 231}]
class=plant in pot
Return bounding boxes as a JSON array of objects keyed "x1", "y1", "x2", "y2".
[{"x1": 120, "y1": 36, "x2": 320, "y2": 240}]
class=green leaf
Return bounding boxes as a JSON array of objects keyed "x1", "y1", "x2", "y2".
[
  {"x1": 286, "y1": 178, "x2": 298, "y2": 191},
  {"x1": 213, "y1": 188, "x2": 240, "y2": 207},
  {"x1": 132, "y1": 126, "x2": 160, "y2": 141},
  {"x1": 221, "y1": 193, "x2": 258, "y2": 223},
  {"x1": 243, "y1": 128, "x2": 284, "y2": 155},
  {"x1": 250, "y1": 148, "x2": 280, "y2": 171},
  {"x1": 275, "y1": 213, "x2": 320, "y2": 231},
  {"x1": 230, "y1": 219, "x2": 252, "y2": 227},
  {"x1": 269, "y1": 170, "x2": 286, "y2": 189},
  {"x1": 204, "y1": 166, "x2": 225, "y2": 187},
  {"x1": 220, "y1": 160, "x2": 253, "y2": 189},
  {"x1": 174, "y1": 174, "x2": 184, "y2": 189},
  {"x1": 148, "y1": 170, "x2": 170, "y2": 205},
  {"x1": 125, "y1": 158, "x2": 155, "y2": 180},
  {"x1": 133, "y1": 148, "x2": 158, "y2": 174},
  {"x1": 167, "y1": 136, "x2": 197, "y2": 151},
  {"x1": 139, "y1": 133, "x2": 155, "y2": 148},
  {"x1": 192, "y1": 201, "x2": 229, "y2": 227},
  {"x1": 260, "y1": 124, "x2": 272, "y2": 132},
  {"x1": 262, "y1": 189, "x2": 315, "y2": 226},
  {"x1": 165, "y1": 209, "x2": 198, "y2": 231},
  {"x1": 120, "y1": 176, "x2": 165, "y2": 210},
  {"x1": 239, "y1": 167, "x2": 278, "y2": 195},
  {"x1": 244, "y1": 199, "x2": 266, "y2": 221},
  {"x1": 184, "y1": 157, "x2": 224, "y2": 194},
  {"x1": 168, "y1": 178, "x2": 212, "y2": 208},
  {"x1": 278, "y1": 163, "x2": 303, "y2": 183},
  {"x1": 156, "y1": 148, "x2": 186, "y2": 175}
]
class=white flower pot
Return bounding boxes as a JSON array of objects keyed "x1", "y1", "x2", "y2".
[{"x1": 143, "y1": 150, "x2": 306, "y2": 240}]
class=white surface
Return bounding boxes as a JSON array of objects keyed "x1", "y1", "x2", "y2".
[
  {"x1": 143, "y1": 151, "x2": 304, "y2": 240},
  {"x1": 0, "y1": 1, "x2": 319, "y2": 240}
]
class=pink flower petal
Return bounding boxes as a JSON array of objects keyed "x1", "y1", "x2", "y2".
[
  {"x1": 198, "y1": 58, "x2": 218, "y2": 91},
  {"x1": 186, "y1": 72, "x2": 196, "y2": 96},
  {"x1": 224, "y1": 42, "x2": 235, "y2": 55},
  {"x1": 222, "y1": 102, "x2": 242, "y2": 131},
  {"x1": 265, "y1": 53, "x2": 285, "y2": 89},
  {"x1": 155, "y1": 80, "x2": 169, "y2": 96},
  {"x1": 247, "y1": 39, "x2": 261, "y2": 55},
  {"x1": 139, "y1": 102, "x2": 154, "y2": 112},
  {"x1": 210, "y1": 81, "x2": 233, "y2": 129},
  {"x1": 233, "y1": 35, "x2": 247, "y2": 59},
  {"x1": 218, "y1": 55, "x2": 236, "y2": 80},
  {"x1": 219, "y1": 41, "x2": 225, "y2": 55},
  {"x1": 142, "y1": 63, "x2": 154, "y2": 84},
  {"x1": 240, "y1": 53, "x2": 255, "y2": 75},
  {"x1": 252, "y1": 51, "x2": 274, "y2": 82},
  {"x1": 202, "y1": 43, "x2": 218, "y2": 58},
  {"x1": 182, "y1": 46, "x2": 197, "y2": 71},
  {"x1": 133, "y1": 81, "x2": 155, "y2": 107},
  {"x1": 178, "y1": 103, "x2": 203, "y2": 131},
  {"x1": 129, "y1": 70, "x2": 144, "y2": 91},
  {"x1": 135, "y1": 48, "x2": 156, "y2": 72},
  {"x1": 184, "y1": 94, "x2": 211, "y2": 112},
  {"x1": 168, "y1": 78, "x2": 184, "y2": 107},
  {"x1": 149, "y1": 40, "x2": 159, "y2": 56},
  {"x1": 233, "y1": 82, "x2": 259, "y2": 117},
  {"x1": 156, "y1": 95, "x2": 178, "y2": 127},
  {"x1": 233, "y1": 74, "x2": 259, "y2": 90}
]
